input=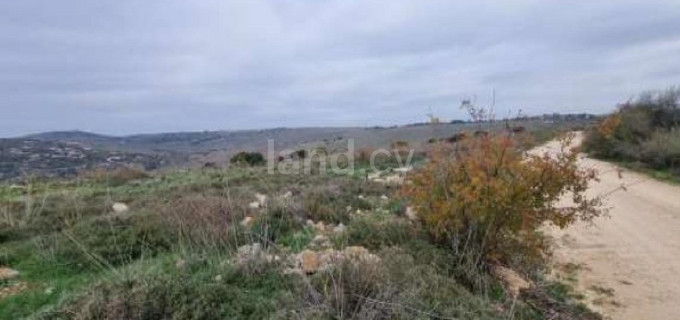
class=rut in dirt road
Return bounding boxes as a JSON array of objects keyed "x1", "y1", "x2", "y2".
[{"x1": 536, "y1": 133, "x2": 680, "y2": 320}]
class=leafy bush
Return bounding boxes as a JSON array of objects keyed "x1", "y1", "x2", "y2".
[
  {"x1": 584, "y1": 87, "x2": 680, "y2": 176},
  {"x1": 403, "y1": 134, "x2": 601, "y2": 273},
  {"x1": 306, "y1": 248, "x2": 503, "y2": 320},
  {"x1": 159, "y1": 195, "x2": 238, "y2": 250},
  {"x1": 41, "y1": 262, "x2": 300, "y2": 320},
  {"x1": 230, "y1": 151, "x2": 265, "y2": 166}
]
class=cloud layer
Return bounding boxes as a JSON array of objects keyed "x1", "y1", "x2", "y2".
[{"x1": 2, "y1": 0, "x2": 680, "y2": 136}]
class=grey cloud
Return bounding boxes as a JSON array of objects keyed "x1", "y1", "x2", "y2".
[{"x1": 1, "y1": 0, "x2": 680, "y2": 137}]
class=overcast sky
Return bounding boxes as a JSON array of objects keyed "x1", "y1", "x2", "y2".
[{"x1": 1, "y1": 1, "x2": 679, "y2": 137}]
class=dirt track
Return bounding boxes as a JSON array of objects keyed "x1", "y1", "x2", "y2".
[{"x1": 534, "y1": 133, "x2": 680, "y2": 320}]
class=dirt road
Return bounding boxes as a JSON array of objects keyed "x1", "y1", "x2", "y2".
[{"x1": 534, "y1": 133, "x2": 680, "y2": 320}]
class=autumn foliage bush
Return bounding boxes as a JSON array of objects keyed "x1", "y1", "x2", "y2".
[{"x1": 403, "y1": 133, "x2": 601, "y2": 273}]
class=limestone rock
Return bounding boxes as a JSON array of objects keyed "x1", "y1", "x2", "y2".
[
  {"x1": 300, "y1": 250, "x2": 320, "y2": 274},
  {"x1": 248, "y1": 201, "x2": 260, "y2": 209},
  {"x1": 255, "y1": 193, "x2": 268, "y2": 206},
  {"x1": 405, "y1": 206, "x2": 418, "y2": 221},
  {"x1": 0, "y1": 267, "x2": 19, "y2": 280},
  {"x1": 333, "y1": 223, "x2": 346, "y2": 234},
  {"x1": 240, "y1": 216, "x2": 255, "y2": 228},
  {"x1": 111, "y1": 202, "x2": 129, "y2": 213}
]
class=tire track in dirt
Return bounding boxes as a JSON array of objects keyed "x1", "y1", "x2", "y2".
[{"x1": 535, "y1": 133, "x2": 680, "y2": 320}]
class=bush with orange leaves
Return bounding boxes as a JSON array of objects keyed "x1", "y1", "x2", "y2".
[{"x1": 403, "y1": 133, "x2": 601, "y2": 272}]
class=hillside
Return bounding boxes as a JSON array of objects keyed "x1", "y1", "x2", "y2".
[
  {"x1": 0, "y1": 139, "x2": 171, "y2": 181},
  {"x1": 0, "y1": 131, "x2": 602, "y2": 319},
  {"x1": 4, "y1": 116, "x2": 592, "y2": 181}
]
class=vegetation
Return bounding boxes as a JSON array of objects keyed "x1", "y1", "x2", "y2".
[
  {"x1": 0, "y1": 127, "x2": 601, "y2": 319},
  {"x1": 404, "y1": 133, "x2": 601, "y2": 283},
  {"x1": 230, "y1": 151, "x2": 266, "y2": 166},
  {"x1": 584, "y1": 88, "x2": 680, "y2": 179}
]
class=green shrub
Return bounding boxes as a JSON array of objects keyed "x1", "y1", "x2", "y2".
[
  {"x1": 230, "y1": 152, "x2": 265, "y2": 166},
  {"x1": 584, "y1": 87, "x2": 680, "y2": 177},
  {"x1": 41, "y1": 262, "x2": 300, "y2": 320}
]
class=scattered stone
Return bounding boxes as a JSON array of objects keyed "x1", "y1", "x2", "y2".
[
  {"x1": 343, "y1": 246, "x2": 381, "y2": 266},
  {"x1": 368, "y1": 172, "x2": 382, "y2": 180},
  {"x1": 248, "y1": 201, "x2": 260, "y2": 209},
  {"x1": 311, "y1": 235, "x2": 331, "y2": 248},
  {"x1": 384, "y1": 174, "x2": 404, "y2": 185},
  {"x1": 333, "y1": 223, "x2": 346, "y2": 234},
  {"x1": 240, "y1": 216, "x2": 255, "y2": 228},
  {"x1": 266, "y1": 254, "x2": 281, "y2": 263},
  {"x1": 0, "y1": 267, "x2": 19, "y2": 280},
  {"x1": 393, "y1": 166, "x2": 413, "y2": 173},
  {"x1": 0, "y1": 281, "x2": 28, "y2": 300},
  {"x1": 282, "y1": 191, "x2": 293, "y2": 199},
  {"x1": 255, "y1": 193, "x2": 268, "y2": 206},
  {"x1": 490, "y1": 265, "x2": 533, "y2": 298},
  {"x1": 380, "y1": 195, "x2": 389, "y2": 201},
  {"x1": 358, "y1": 195, "x2": 365, "y2": 199},
  {"x1": 300, "y1": 250, "x2": 320, "y2": 274},
  {"x1": 405, "y1": 206, "x2": 418, "y2": 221},
  {"x1": 175, "y1": 259, "x2": 186, "y2": 270},
  {"x1": 111, "y1": 202, "x2": 129, "y2": 213},
  {"x1": 295, "y1": 246, "x2": 381, "y2": 274},
  {"x1": 214, "y1": 275, "x2": 222, "y2": 282},
  {"x1": 306, "y1": 219, "x2": 315, "y2": 227},
  {"x1": 314, "y1": 221, "x2": 326, "y2": 232},
  {"x1": 346, "y1": 206, "x2": 352, "y2": 212}
]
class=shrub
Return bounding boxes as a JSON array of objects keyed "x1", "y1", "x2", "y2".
[
  {"x1": 42, "y1": 262, "x2": 300, "y2": 320},
  {"x1": 403, "y1": 134, "x2": 601, "y2": 273},
  {"x1": 584, "y1": 87, "x2": 680, "y2": 177},
  {"x1": 159, "y1": 195, "x2": 238, "y2": 250},
  {"x1": 306, "y1": 247, "x2": 502, "y2": 320},
  {"x1": 391, "y1": 140, "x2": 409, "y2": 149},
  {"x1": 81, "y1": 166, "x2": 149, "y2": 186},
  {"x1": 230, "y1": 152, "x2": 265, "y2": 166}
]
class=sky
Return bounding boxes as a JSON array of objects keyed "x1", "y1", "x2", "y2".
[{"x1": 1, "y1": 1, "x2": 680, "y2": 137}]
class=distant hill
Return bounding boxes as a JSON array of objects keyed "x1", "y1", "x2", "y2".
[
  {"x1": 3, "y1": 115, "x2": 595, "y2": 181},
  {"x1": 0, "y1": 138, "x2": 170, "y2": 181},
  {"x1": 23, "y1": 130, "x2": 115, "y2": 143}
]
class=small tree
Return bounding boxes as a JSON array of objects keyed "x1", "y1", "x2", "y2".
[
  {"x1": 230, "y1": 152, "x2": 265, "y2": 166},
  {"x1": 403, "y1": 133, "x2": 601, "y2": 272}
]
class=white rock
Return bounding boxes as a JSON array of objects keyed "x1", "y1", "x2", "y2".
[
  {"x1": 112, "y1": 202, "x2": 129, "y2": 213},
  {"x1": 0, "y1": 267, "x2": 19, "y2": 280},
  {"x1": 282, "y1": 191, "x2": 293, "y2": 199},
  {"x1": 248, "y1": 201, "x2": 260, "y2": 209},
  {"x1": 314, "y1": 221, "x2": 326, "y2": 232},
  {"x1": 255, "y1": 193, "x2": 268, "y2": 206},
  {"x1": 240, "y1": 216, "x2": 255, "y2": 228},
  {"x1": 393, "y1": 166, "x2": 413, "y2": 173},
  {"x1": 368, "y1": 172, "x2": 382, "y2": 180},
  {"x1": 405, "y1": 206, "x2": 418, "y2": 221},
  {"x1": 333, "y1": 223, "x2": 346, "y2": 234},
  {"x1": 312, "y1": 235, "x2": 330, "y2": 245},
  {"x1": 380, "y1": 195, "x2": 389, "y2": 201}
]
